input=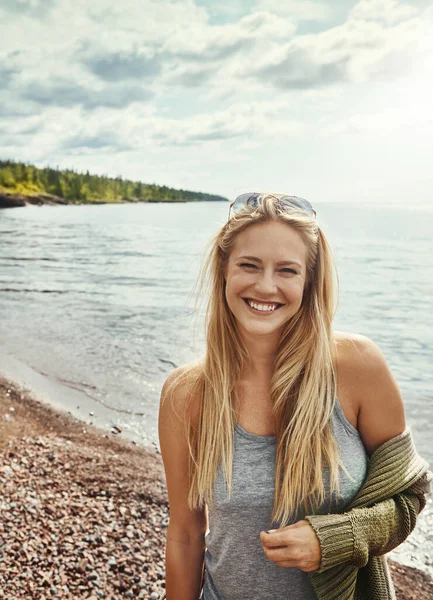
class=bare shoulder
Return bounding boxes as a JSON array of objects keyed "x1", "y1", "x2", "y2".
[
  {"x1": 333, "y1": 329, "x2": 394, "y2": 378},
  {"x1": 332, "y1": 330, "x2": 406, "y2": 455},
  {"x1": 333, "y1": 329, "x2": 379, "y2": 356},
  {"x1": 159, "y1": 360, "x2": 203, "y2": 431}
]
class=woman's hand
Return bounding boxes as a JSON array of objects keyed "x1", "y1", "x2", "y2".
[{"x1": 259, "y1": 520, "x2": 321, "y2": 572}]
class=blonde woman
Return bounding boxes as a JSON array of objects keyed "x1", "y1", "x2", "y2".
[{"x1": 158, "y1": 193, "x2": 431, "y2": 600}]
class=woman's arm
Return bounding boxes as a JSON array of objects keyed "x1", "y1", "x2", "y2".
[
  {"x1": 159, "y1": 366, "x2": 207, "y2": 600},
  {"x1": 164, "y1": 532, "x2": 205, "y2": 598}
]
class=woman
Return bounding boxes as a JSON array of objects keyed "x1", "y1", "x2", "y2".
[{"x1": 158, "y1": 193, "x2": 431, "y2": 600}]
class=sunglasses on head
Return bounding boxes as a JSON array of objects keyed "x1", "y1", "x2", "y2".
[{"x1": 227, "y1": 192, "x2": 316, "y2": 222}]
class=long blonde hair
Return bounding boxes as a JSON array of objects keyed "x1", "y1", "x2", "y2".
[{"x1": 165, "y1": 194, "x2": 342, "y2": 525}]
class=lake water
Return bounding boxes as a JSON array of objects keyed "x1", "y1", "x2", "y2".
[
  {"x1": 1, "y1": 201, "x2": 432, "y2": 451},
  {"x1": 0, "y1": 200, "x2": 432, "y2": 572}
]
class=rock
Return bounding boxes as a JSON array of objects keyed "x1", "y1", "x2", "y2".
[
  {"x1": 0, "y1": 193, "x2": 26, "y2": 208},
  {"x1": 0, "y1": 465, "x2": 14, "y2": 476},
  {"x1": 0, "y1": 192, "x2": 67, "y2": 209}
]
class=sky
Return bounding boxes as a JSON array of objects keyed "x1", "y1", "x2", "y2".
[{"x1": 1, "y1": 0, "x2": 432, "y2": 204}]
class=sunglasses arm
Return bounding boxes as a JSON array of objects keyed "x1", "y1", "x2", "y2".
[{"x1": 227, "y1": 201, "x2": 234, "y2": 222}]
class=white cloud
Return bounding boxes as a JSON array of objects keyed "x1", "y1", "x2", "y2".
[
  {"x1": 255, "y1": 0, "x2": 331, "y2": 22},
  {"x1": 349, "y1": 0, "x2": 419, "y2": 25},
  {"x1": 159, "y1": 11, "x2": 295, "y2": 71},
  {"x1": 0, "y1": 96, "x2": 308, "y2": 165},
  {"x1": 244, "y1": 3, "x2": 433, "y2": 89}
]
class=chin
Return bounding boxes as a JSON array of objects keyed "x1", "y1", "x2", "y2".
[{"x1": 237, "y1": 317, "x2": 286, "y2": 337}]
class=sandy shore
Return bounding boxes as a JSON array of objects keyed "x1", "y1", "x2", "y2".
[{"x1": 1, "y1": 377, "x2": 432, "y2": 600}]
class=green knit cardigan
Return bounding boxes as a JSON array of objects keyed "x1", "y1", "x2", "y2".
[{"x1": 305, "y1": 428, "x2": 432, "y2": 600}]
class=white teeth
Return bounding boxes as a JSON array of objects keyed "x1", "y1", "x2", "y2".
[{"x1": 247, "y1": 299, "x2": 278, "y2": 312}]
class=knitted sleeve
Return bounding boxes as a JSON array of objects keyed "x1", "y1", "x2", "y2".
[{"x1": 305, "y1": 470, "x2": 432, "y2": 572}]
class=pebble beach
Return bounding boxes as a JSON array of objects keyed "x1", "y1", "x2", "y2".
[
  {"x1": 0, "y1": 377, "x2": 168, "y2": 599},
  {"x1": 1, "y1": 376, "x2": 432, "y2": 600}
]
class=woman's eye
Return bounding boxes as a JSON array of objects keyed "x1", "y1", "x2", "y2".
[{"x1": 239, "y1": 263, "x2": 297, "y2": 275}]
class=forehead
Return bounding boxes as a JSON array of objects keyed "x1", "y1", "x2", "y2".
[{"x1": 231, "y1": 221, "x2": 308, "y2": 264}]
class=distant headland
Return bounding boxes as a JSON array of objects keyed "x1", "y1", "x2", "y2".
[{"x1": 0, "y1": 159, "x2": 228, "y2": 208}]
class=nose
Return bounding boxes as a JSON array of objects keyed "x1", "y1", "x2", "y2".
[{"x1": 255, "y1": 267, "x2": 278, "y2": 296}]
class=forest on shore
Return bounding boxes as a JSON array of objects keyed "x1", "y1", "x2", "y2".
[{"x1": 0, "y1": 159, "x2": 227, "y2": 204}]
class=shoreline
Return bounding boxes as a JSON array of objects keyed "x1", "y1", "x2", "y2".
[
  {"x1": 0, "y1": 346, "x2": 157, "y2": 451},
  {"x1": 0, "y1": 191, "x2": 226, "y2": 208},
  {"x1": 1, "y1": 376, "x2": 433, "y2": 599}
]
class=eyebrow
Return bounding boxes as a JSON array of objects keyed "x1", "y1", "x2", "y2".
[{"x1": 236, "y1": 255, "x2": 303, "y2": 268}]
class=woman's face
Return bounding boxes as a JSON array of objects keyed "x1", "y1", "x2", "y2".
[{"x1": 225, "y1": 220, "x2": 308, "y2": 341}]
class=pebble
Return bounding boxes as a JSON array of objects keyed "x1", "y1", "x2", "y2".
[{"x1": 0, "y1": 434, "x2": 169, "y2": 599}]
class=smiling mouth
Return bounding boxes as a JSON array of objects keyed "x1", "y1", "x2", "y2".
[{"x1": 242, "y1": 298, "x2": 284, "y2": 312}]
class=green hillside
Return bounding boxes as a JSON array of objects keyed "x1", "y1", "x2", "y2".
[{"x1": 0, "y1": 159, "x2": 227, "y2": 203}]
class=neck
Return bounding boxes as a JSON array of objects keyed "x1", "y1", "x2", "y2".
[{"x1": 239, "y1": 330, "x2": 280, "y2": 380}]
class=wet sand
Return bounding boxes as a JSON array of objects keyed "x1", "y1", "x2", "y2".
[{"x1": 1, "y1": 376, "x2": 432, "y2": 599}]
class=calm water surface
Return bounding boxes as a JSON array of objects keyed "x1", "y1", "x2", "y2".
[
  {"x1": 1, "y1": 200, "x2": 432, "y2": 573},
  {"x1": 1, "y1": 201, "x2": 432, "y2": 452}
]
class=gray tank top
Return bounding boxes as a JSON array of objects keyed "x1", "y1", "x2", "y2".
[{"x1": 202, "y1": 397, "x2": 368, "y2": 600}]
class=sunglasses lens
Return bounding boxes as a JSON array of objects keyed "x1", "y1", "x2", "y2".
[
  {"x1": 279, "y1": 196, "x2": 314, "y2": 216},
  {"x1": 232, "y1": 193, "x2": 260, "y2": 214}
]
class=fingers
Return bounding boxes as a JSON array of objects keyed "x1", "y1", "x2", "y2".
[
  {"x1": 263, "y1": 542, "x2": 303, "y2": 563},
  {"x1": 260, "y1": 528, "x2": 292, "y2": 547}
]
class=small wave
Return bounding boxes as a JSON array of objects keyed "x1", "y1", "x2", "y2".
[
  {"x1": 110, "y1": 251, "x2": 155, "y2": 258},
  {"x1": 95, "y1": 276, "x2": 158, "y2": 287},
  {"x1": 42, "y1": 373, "x2": 99, "y2": 393},
  {"x1": 41, "y1": 372, "x2": 146, "y2": 416},
  {"x1": 363, "y1": 257, "x2": 381, "y2": 263},
  {"x1": 0, "y1": 257, "x2": 59, "y2": 262},
  {"x1": 158, "y1": 357, "x2": 177, "y2": 369},
  {"x1": 0, "y1": 288, "x2": 67, "y2": 293}
]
